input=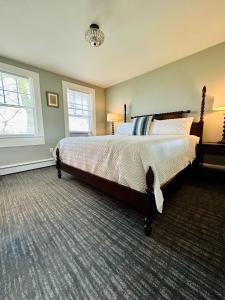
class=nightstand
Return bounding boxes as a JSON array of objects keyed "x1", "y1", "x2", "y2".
[{"x1": 197, "y1": 143, "x2": 225, "y2": 167}]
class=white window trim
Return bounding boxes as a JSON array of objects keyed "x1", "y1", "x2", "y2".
[
  {"x1": 0, "y1": 62, "x2": 44, "y2": 148},
  {"x1": 62, "y1": 81, "x2": 96, "y2": 136}
]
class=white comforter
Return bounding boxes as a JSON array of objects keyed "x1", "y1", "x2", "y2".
[{"x1": 55, "y1": 135, "x2": 199, "y2": 212}]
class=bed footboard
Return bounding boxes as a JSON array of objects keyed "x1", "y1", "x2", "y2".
[
  {"x1": 56, "y1": 148, "x2": 61, "y2": 179},
  {"x1": 55, "y1": 147, "x2": 155, "y2": 236},
  {"x1": 144, "y1": 167, "x2": 155, "y2": 236}
]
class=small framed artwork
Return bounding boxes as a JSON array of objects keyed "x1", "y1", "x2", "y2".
[{"x1": 46, "y1": 91, "x2": 59, "y2": 108}]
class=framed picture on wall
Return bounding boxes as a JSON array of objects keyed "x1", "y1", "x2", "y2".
[{"x1": 46, "y1": 91, "x2": 59, "y2": 108}]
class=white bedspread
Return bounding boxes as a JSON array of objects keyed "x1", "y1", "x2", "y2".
[{"x1": 55, "y1": 135, "x2": 199, "y2": 213}]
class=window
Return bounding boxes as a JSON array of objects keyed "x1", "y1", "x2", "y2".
[
  {"x1": 62, "y1": 81, "x2": 96, "y2": 135},
  {"x1": 0, "y1": 62, "x2": 44, "y2": 147}
]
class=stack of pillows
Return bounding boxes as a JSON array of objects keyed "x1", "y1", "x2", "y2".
[{"x1": 116, "y1": 116, "x2": 194, "y2": 136}]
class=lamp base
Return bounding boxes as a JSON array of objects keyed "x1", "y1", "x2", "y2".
[
  {"x1": 218, "y1": 140, "x2": 225, "y2": 144},
  {"x1": 218, "y1": 113, "x2": 225, "y2": 144},
  {"x1": 112, "y1": 121, "x2": 114, "y2": 135}
]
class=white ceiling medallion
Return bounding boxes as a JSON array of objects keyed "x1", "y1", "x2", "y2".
[{"x1": 85, "y1": 24, "x2": 104, "y2": 47}]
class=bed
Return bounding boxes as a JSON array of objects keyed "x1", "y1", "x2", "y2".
[{"x1": 55, "y1": 86, "x2": 206, "y2": 236}]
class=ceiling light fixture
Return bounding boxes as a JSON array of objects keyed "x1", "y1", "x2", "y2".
[{"x1": 85, "y1": 24, "x2": 104, "y2": 47}]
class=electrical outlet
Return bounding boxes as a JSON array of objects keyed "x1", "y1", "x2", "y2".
[{"x1": 49, "y1": 148, "x2": 54, "y2": 155}]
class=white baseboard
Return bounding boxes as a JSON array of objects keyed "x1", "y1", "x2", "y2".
[{"x1": 0, "y1": 158, "x2": 55, "y2": 176}]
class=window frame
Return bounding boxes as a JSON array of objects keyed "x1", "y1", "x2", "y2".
[
  {"x1": 62, "y1": 81, "x2": 96, "y2": 136},
  {"x1": 0, "y1": 62, "x2": 44, "y2": 148}
]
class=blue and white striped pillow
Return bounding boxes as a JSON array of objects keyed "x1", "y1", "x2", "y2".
[{"x1": 132, "y1": 116, "x2": 153, "y2": 135}]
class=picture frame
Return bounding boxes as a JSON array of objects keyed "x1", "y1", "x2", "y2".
[{"x1": 46, "y1": 91, "x2": 59, "y2": 108}]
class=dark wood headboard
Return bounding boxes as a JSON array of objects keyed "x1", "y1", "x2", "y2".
[{"x1": 124, "y1": 86, "x2": 206, "y2": 143}]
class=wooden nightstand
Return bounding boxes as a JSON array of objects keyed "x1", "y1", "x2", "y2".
[{"x1": 197, "y1": 143, "x2": 225, "y2": 167}]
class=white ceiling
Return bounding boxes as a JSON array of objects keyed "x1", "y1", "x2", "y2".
[{"x1": 0, "y1": 0, "x2": 225, "y2": 88}]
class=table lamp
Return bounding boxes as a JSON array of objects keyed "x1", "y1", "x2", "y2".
[
  {"x1": 107, "y1": 113, "x2": 120, "y2": 135},
  {"x1": 213, "y1": 106, "x2": 225, "y2": 144}
]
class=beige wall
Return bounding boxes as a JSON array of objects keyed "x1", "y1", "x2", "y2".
[
  {"x1": 106, "y1": 41, "x2": 225, "y2": 145},
  {"x1": 0, "y1": 56, "x2": 106, "y2": 166}
]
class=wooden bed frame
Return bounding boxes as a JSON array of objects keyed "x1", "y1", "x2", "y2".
[{"x1": 56, "y1": 86, "x2": 206, "y2": 236}]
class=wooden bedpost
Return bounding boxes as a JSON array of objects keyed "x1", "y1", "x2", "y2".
[
  {"x1": 144, "y1": 166, "x2": 155, "y2": 236},
  {"x1": 199, "y1": 86, "x2": 206, "y2": 144},
  {"x1": 196, "y1": 86, "x2": 206, "y2": 166},
  {"x1": 200, "y1": 86, "x2": 206, "y2": 123},
  {"x1": 124, "y1": 104, "x2": 127, "y2": 123},
  {"x1": 56, "y1": 148, "x2": 62, "y2": 179}
]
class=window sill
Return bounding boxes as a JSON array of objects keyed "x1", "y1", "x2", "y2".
[{"x1": 0, "y1": 135, "x2": 45, "y2": 148}]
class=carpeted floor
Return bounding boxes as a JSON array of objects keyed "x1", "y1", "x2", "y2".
[{"x1": 0, "y1": 167, "x2": 224, "y2": 300}]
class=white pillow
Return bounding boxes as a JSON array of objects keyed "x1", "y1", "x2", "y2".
[
  {"x1": 115, "y1": 122, "x2": 133, "y2": 135},
  {"x1": 150, "y1": 117, "x2": 194, "y2": 135}
]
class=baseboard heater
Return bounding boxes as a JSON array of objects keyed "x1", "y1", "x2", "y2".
[{"x1": 0, "y1": 158, "x2": 55, "y2": 176}]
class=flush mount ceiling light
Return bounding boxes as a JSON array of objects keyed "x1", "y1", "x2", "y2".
[{"x1": 85, "y1": 24, "x2": 104, "y2": 47}]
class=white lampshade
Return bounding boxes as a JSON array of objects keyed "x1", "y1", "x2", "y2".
[
  {"x1": 213, "y1": 106, "x2": 225, "y2": 111},
  {"x1": 213, "y1": 95, "x2": 225, "y2": 111},
  {"x1": 107, "y1": 113, "x2": 121, "y2": 122}
]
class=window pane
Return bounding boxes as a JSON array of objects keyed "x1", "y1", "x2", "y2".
[
  {"x1": 74, "y1": 97, "x2": 82, "y2": 105},
  {"x1": 19, "y1": 94, "x2": 34, "y2": 107},
  {"x1": 17, "y1": 77, "x2": 31, "y2": 95},
  {"x1": 0, "y1": 90, "x2": 4, "y2": 104},
  {"x1": 69, "y1": 116, "x2": 90, "y2": 132},
  {"x1": 67, "y1": 88, "x2": 92, "y2": 133},
  {"x1": 82, "y1": 99, "x2": 88, "y2": 106},
  {"x1": 83, "y1": 105, "x2": 89, "y2": 110},
  {"x1": 82, "y1": 110, "x2": 89, "y2": 116},
  {"x1": 68, "y1": 103, "x2": 82, "y2": 110},
  {"x1": 68, "y1": 91, "x2": 80, "y2": 104},
  {"x1": 75, "y1": 109, "x2": 83, "y2": 115},
  {"x1": 69, "y1": 108, "x2": 89, "y2": 117},
  {"x1": 2, "y1": 73, "x2": 17, "y2": 92},
  {"x1": 68, "y1": 108, "x2": 75, "y2": 115},
  {"x1": 0, "y1": 77, "x2": 3, "y2": 89},
  {"x1": 4, "y1": 91, "x2": 19, "y2": 105},
  {"x1": 0, "y1": 106, "x2": 35, "y2": 135},
  {"x1": 68, "y1": 90, "x2": 90, "y2": 106}
]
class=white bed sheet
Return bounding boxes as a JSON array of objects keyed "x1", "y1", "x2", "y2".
[{"x1": 55, "y1": 135, "x2": 199, "y2": 213}]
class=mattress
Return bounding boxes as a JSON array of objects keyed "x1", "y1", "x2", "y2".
[{"x1": 55, "y1": 135, "x2": 199, "y2": 212}]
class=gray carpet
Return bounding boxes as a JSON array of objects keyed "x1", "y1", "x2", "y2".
[{"x1": 0, "y1": 167, "x2": 224, "y2": 300}]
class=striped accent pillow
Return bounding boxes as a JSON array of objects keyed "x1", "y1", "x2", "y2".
[{"x1": 132, "y1": 116, "x2": 153, "y2": 135}]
